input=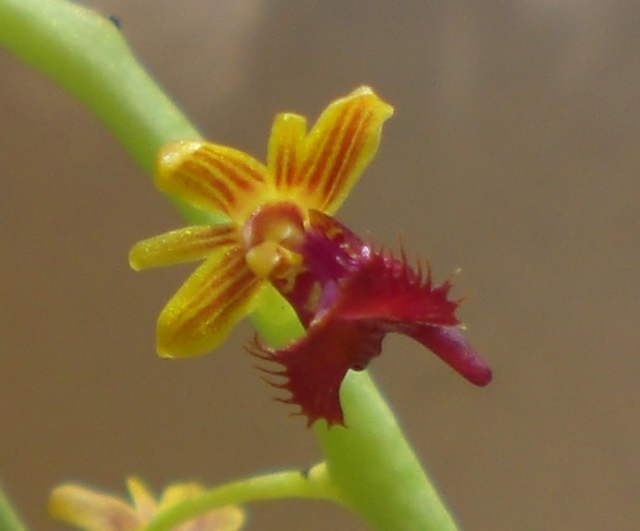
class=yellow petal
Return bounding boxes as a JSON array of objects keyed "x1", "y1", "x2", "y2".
[
  {"x1": 266, "y1": 112, "x2": 306, "y2": 194},
  {"x1": 293, "y1": 86, "x2": 394, "y2": 214},
  {"x1": 48, "y1": 484, "x2": 139, "y2": 531},
  {"x1": 126, "y1": 477, "x2": 157, "y2": 522},
  {"x1": 129, "y1": 224, "x2": 239, "y2": 271},
  {"x1": 156, "y1": 140, "x2": 269, "y2": 222},
  {"x1": 158, "y1": 483, "x2": 245, "y2": 531},
  {"x1": 156, "y1": 244, "x2": 262, "y2": 358},
  {"x1": 158, "y1": 482, "x2": 204, "y2": 509}
]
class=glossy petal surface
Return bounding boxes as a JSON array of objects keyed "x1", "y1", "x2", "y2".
[{"x1": 129, "y1": 224, "x2": 239, "y2": 270}]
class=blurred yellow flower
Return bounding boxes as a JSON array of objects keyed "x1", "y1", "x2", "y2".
[{"x1": 49, "y1": 477, "x2": 244, "y2": 531}]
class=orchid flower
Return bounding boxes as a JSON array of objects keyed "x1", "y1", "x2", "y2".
[
  {"x1": 129, "y1": 87, "x2": 491, "y2": 426},
  {"x1": 48, "y1": 477, "x2": 244, "y2": 531}
]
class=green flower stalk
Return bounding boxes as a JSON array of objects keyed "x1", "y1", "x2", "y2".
[
  {"x1": 0, "y1": 483, "x2": 28, "y2": 531},
  {"x1": 0, "y1": 1, "x2": 474, "y2": 529}
]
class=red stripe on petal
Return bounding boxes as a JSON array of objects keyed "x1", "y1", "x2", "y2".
[
  {"x1": 301, "y1": 102, "x2": 360, "y2": 194},
  {"x1": 294, "y1": 88, "x2": 393, "y2": 214},
  {"x1": 284, "y1": 133, "x2": 300, "y2": 190},
  {"x1": 156, "y1": 141, "x2": 268, "y2": 220},
  {"x1": 179, "y1": 250, "x2": 250, "y2": 316},
  {"x1": 156, "y1": 246, "x2": 261, "y2": 358},
  {"x1": 321, "y1": 109, "x2": 373, "y2": 210},
  {"x1": 187, "y1": 264, "x2": 257, "y2": 329},
  {"x1": 274, "y1": 125, "x2": 298, "y2": 190},
  {"x1": 274, "y1": 144, "x2": 287, "y2": 189},
  {"x1": 267, "y1": 114, "x2": 306, "y2": 194},
  {"x1": 192, "y1": 150, "x2": 267, "y2": 216},
  {"x1": 226, "y1": 156, "x2": 268, "y2": 191},
  {"x1": 182, "y1": 158, "x2": 238, "y2": 213}
]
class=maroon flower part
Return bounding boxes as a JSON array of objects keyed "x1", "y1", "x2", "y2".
[{"x1": 252, "y1": 210, "x2": 492, "y2": 426}]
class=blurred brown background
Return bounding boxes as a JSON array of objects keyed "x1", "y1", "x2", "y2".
[{"x1": 2, "y1": 1, "x2": 639, "y2": 530}]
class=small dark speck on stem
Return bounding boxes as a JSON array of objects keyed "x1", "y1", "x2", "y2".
[{"x1": 105, "y1": 14, "x2": 121, "y2": 29}]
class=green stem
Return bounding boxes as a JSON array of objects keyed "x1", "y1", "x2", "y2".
[
  {"x1": 0, "y1": 1, "x2": 459, "y2": 529},
  {"x1": 315, "y1": 372, "x2": 458, "y2": 531},
  {"x1": 0, "y1": 0, "x2": 214, "y2": 224},
  {"x1": 0, "y1": 483, "x2": 29, "y2": 531},
  {"x1": 255, "y1": 302, "x2": 458, "y2": 531},
  {"x1": 145, "y1": 464, "x2": 339, "y2": 531}
]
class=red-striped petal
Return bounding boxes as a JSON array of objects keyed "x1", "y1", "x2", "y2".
[
  {"x1": 155, "y1": 140, "x2": 270, "y2": 222},
  {"x1": 156, "y1": 244, "x2": 262, "y2": 358},
  {"x1": 267, "y1": 113, "x2": 306, "y2": 195},
  {"x1": 292, "y1": 87, "x2": 393, "y2": 214}
]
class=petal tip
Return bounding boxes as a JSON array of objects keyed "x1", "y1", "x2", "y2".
[
  {"x1": 128, "y1": 244, "x2": 145, "y2": 271},
  {"x1": 472, "y1": 366, "x2": 493, "y2": 387},
  {"x1": 347, "y1": 85, "x2": 394, "y2": 116},
  {"x1": 155, "y1": 338, "x2": 208, "y2": 360},
  {"x1": 351, "y1": 85, "x2": 374, "y2": 94},
  {"x1": 156, "y1": 140, "x2": 203, "y2": 188},
  {"x1": 355, "y1": 85, "x2": 394, "y2": 114},
  {"x1": 155, "y1": 324, "x2": 203, "y2": 360},
  {"x1": 155, "y1": 313, "x2": 195, "y2": 359},
  {"x1": 155, "y1": 305, "x2": 230, "y2": 360}
]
